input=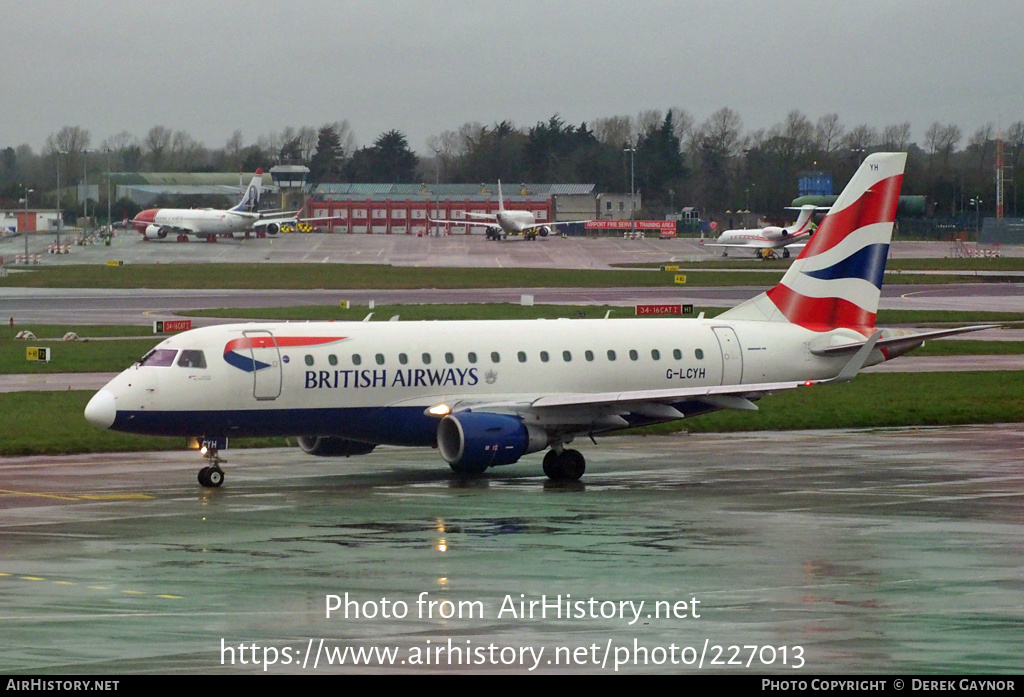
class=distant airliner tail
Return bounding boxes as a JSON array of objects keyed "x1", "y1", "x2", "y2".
[
  {"x1": 231, "y1": 169, "x2": 264, "y2": 212},
  {"x1": 717, "y1": 152, "x2": 906, "y2": 334}
]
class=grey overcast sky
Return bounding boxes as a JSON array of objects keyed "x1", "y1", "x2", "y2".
[{"x1": 5, "y1": 0, "x2": 1023, "y2": 154}]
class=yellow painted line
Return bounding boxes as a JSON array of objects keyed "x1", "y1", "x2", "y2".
[
  {"x1": 1, "y1": 572, "x2": 181, "y2": 600},
  {"x1": 0, "y1": 489, "x2": 81, "y2": 501},
  {"x1": 81, "y1": 494, "x2": 155, "y2": 500}
]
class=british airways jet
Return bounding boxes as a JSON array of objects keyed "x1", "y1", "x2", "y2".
[{"x1": 85, "y1": 153, "x2": 992, "y2": 486}]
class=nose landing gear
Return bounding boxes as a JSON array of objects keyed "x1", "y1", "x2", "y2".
[{"x1": 197, "y1": 446, "x2": 226, "y2": 488}]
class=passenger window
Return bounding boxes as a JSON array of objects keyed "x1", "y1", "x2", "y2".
[
  {"x1": 629, "y1": 349, "x2": 638, "y2": 361},
  {"x1": 695, "y1": 349, "x2": 704, "y2": 360},
  {"x1": 562, "y1": 350, "x2": 572, "y2": 362},
  {"x1": 376, "y1": 353, "x2": 385, "y2": 365},
  {"x1": 399, "y1": 353, "x2": 408, "y2": 365},
  {"x1": 585, "y1": 350, "x2": 594, "y2": 362},
  {"x1": 540, "y1": 351, "x2": 549, "y2": 362},
  {"x1": 490, "y1": 351, "x2": 500, "y2": 363},
  {"x1": 673, "y1": 349, "x2": 682, "y2": 360},
  {"x1": 176, "y1": 350, "x2": 206, "y2": 369},
  {"x1": 352, "y1": 354, "x2": 362, "y2": 366},
  {"x1": 445, "y1": 352, "x2": 455, "y2": 364},
  {"x1": 328, "y1": 354, "x2": 338, "y2": 366},
  {"x1": 468, "y1": 352, "x2": 477, "y2": 364},
  {"x1": 517, "y1": 351, "x2": 527, "y2": 363},
  {"x1": 422, "y1": 353, "x2": 431, "y2": 365},
  {"x1": 304, "y1": 355, "x2": 314, "y2": 366},
  {"x1": 651, "y1": 349, "x2": 661, "y2": 360},
  {"x1": 607, "y1": 350, "x2": 616, "y2": 361}
]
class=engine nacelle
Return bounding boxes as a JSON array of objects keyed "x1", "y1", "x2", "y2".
[
  {"x1": 761, "y1": 227, "x2": 788, "y2": 241},
  {"x1": 298, "y1": 436, "x2": 377, "y2": 457},
  {"x1": 263, "y1": 222, "x2": 280, "y2": 235},
  {"x1": 437, "y1": 412, "x2": 547, "y2": 474},
  {"x1": 538, "y1": 226, "x2": 551, "y2": 237},
  {"x1": 144, "y1": 225, "x2": 168, "y2": 240}
]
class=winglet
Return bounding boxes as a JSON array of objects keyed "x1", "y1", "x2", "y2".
[{"x1": 833, "y1": 330, "x2": 882, "y2": 383}]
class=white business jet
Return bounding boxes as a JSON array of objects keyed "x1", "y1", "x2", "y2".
[
  {"x1": 706, "y1": 204, "x2": 827, "y2": 258},
  {"x1": 87, "y1": 153, "x2": 993, "y2": 486}
]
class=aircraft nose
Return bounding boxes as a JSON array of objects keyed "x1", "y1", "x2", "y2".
[{"x1": 84, "y1": 389, "x2": 116, "y2": 429}]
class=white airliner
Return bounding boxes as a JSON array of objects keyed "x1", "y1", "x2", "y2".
[
  {"x1": 86, "y1": 153, "x2": 993, "y2": 487},
  {"x1": 432, "y1": 181, "x2": 590, "y2": 240},
  {"x1": 706, "y1": 204, "x2": 827, "y2": 258},
  {"x1": 131, "y1": 170, "x2": 293, "y2": 242}
]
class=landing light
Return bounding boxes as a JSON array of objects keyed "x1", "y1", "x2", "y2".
[{"x1": 427, "y1": 404, "x2": 451, "y2": 417}]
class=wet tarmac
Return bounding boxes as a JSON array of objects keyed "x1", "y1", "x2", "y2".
[{"x1": 2, "y1": 426, "x2": 1022, "y2": 674}]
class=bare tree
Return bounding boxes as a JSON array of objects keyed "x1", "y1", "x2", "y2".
[
  {"x1": 145, "y1": 126, "x2": 172, "y2": 171},
  {"x1": 592, "y1": 115, "x2": 634, "y2": 148},
  {"x1": 845, "y1": 124, "x2": 879, "y2": 152},
  {"x1": 924, "y1": 122, "x2": 962, "y2": 166},
  {"x1": 814, "y1": 113, "x2": 845, "y2": 155},
  {"x1": 882, "y1": 122, "x2": 912, "y2": 150}
]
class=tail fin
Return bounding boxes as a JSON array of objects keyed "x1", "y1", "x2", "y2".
[
  {"x1": 786, "y1": 204, "x2": 819, "y2": 235},
  {"x1": 232, "y1": 169, "x2": 263, "y2": 212},
  {"x1": 718, "y1": 152, "x2": 906, "y2": 334},
  {"x1": 497, "y1": 180, "x2": 505, "y2": 213}
]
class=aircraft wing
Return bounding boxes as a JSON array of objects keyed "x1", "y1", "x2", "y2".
[
  {"x1": 430, "y1": 217, "x2": 503, "y2": 231},
  {"x1": 420, "y1": 335, "x2": 882, "y2": 437},
  {"x1": 521, "y1": 220, "x2": 591, "y2": 232},
  {"x1": 130, "y1": 218, "x2": 200, "y2": 235}
]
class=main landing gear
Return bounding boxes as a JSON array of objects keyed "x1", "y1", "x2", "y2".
[
  {"x1": 542, "y1": 446, "x2": 586, "y2": 481},
  {"x1": 197, "y1": 445, "x2": 225, "y2": 488}
]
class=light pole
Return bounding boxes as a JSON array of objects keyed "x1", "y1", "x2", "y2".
[
  {"x1": 21, "y1": 188, "x2": 34, "y2": 262},
  {"x1": 83, "y1": 148, "x2": 93, "y2": 230},
  {"x1": 106, "y1": 148, "x2": 113, "y2": 234},
  {"x1": 56, "y1": 150, "x2": 67, "y2": 246},
  {"x1": 970, "y1": 197, "x2": 983, "y2": 237},
  {"x1": 624, "y1": 144, "x2": 635, "y2": 237}
]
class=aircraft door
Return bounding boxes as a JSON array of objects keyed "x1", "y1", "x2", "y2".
[
  {"x1": 243, "y1": 330, "x2": 282, "y2": 400},
  {"x1": 712, "y1": 327, "x2": 743, "y2": 385}
]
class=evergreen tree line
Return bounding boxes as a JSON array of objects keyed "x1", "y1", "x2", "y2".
[{"x1": 3, "y1": 109, "x2": 1023, "y2": 219}]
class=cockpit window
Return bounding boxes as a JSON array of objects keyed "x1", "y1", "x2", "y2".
[
  {"x1": 139, "y1": 349, "x2": 178, "y2": 367},
  {"x1": 177, "y1": 350, "x2": 207, "y2": 369}
]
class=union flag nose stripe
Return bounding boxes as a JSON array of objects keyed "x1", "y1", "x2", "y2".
[{"x1": 222, "y1": 336, "x2": 348, "y2": 372}]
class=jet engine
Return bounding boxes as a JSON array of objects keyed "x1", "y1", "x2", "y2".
[
  {"x1": 761, "y1": 227, "x2": 788, "y2": 241},
  {"x1": 261, "y1": 222, "x2": 280, "y2": 235},
  {"x1": 538, "y1": 226, "x2": 551, "y2": 237},
  {"x1": 437, "y1": 412, "x2": 547, "y2": 474},
  {"x1": 297, "y1": 436, "x2": 377, "y2": 457},
  {"x1": 144, "y1": 225, "x2": 168, "y2": 240}
]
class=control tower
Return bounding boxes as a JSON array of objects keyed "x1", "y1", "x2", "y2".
[{"x1": 269, "y1": 165, "x2": 310, "y2": 213}]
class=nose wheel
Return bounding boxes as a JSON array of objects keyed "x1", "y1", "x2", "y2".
[{"x1": 197, "y1": 447, "x2": 226, "y2": 488}]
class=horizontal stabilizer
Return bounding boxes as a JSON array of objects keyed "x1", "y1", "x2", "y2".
[{"x1": 811, "y1": 325, "x2": 1001, "y2": 357}]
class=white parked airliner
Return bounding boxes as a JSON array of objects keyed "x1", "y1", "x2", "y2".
[
  {"x1": 131, "y1": 170, "x2": 295, "y2": 242},
  {"x1": 87, "y1": 153, "x2": 992, "y2": 486},
  {"x1": 432, "y1": 180, "x2": 590, "y2": 240}
]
